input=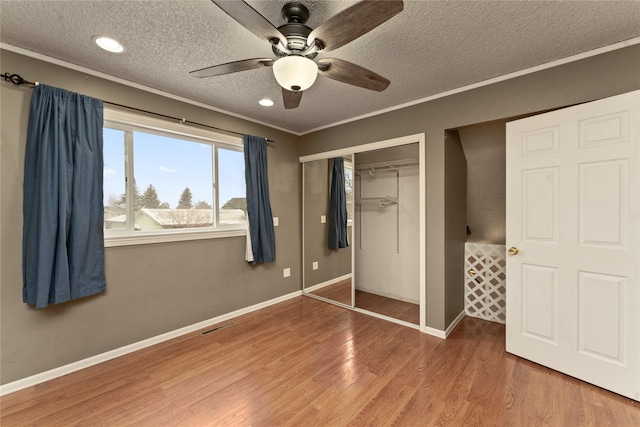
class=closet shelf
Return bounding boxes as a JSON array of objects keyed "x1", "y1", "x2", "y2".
[
  {"x1": 355, "y1": 158, "x2": 419, "y2": 175},
  {"x1": 355, "y1": 196, "x2": 398, "y2": 207}
]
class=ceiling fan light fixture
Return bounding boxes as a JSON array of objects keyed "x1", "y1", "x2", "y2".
[{"x1": 272, "y1": 55, "x2": 318, "y2": 92}]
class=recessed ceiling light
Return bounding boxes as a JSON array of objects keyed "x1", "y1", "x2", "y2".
[
  {"x1": 259, "y1": 98, "x2": 274, "y2": 107},
  {"x1": 94, "y1": 36, "x2": 125, "y2": 53}
]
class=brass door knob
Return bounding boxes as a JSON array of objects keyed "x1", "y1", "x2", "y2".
[{"x1": 507, "y1": 247, "x2": 519, "y2": 256}]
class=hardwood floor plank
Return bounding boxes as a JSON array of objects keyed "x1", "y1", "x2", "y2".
[
  {"x1": 346, "y1": 378, "x2": 417, "y2": 426},
  {"x1": 2, "y1": 296, "x2": 639, "y2": 426}
]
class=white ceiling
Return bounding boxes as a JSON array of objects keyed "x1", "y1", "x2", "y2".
[{"x1": 2, "y1": 1, "x2": 639, "y2": 134}]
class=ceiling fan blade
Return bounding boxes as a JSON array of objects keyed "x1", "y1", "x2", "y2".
[
  {"x1": 318, "y1": 58, "x2": 390, "y2": 92},
  {"x1": 282, "y1": 88, "x2": 302, "y2": 109},
  {"x1": 308, "y1": 0, "x2": 403, "y2": 52},
  {"x1": 211, "y1": 0, "x2": 287, "y2": 46},
  {"x1": 190, "y1": 58, "x2": 274, "y2": 78}
]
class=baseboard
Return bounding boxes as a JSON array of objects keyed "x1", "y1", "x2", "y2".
[
  {"x1": 353, "y1": 287, "x2": 419, "y2": 305},
  {"x1": 422, "y1": 326, "x2": 447, "y2": 339},
  {"x1": 0, "y1": 290, "x2": 303, "y2": 396},
  {"x1": 421, "y1": 310, "x2": 465, "y2": 339},
  {"x1": 445, "y1": 310, "x2": 466, "y2": 337},
  {"x1": 352, "y1": 307, "x2": 420, "y2": 331},
  {"x1": 303, "y1": 273, "x2": 351, "y2": 293}
]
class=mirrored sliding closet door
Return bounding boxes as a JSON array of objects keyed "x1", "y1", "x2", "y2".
[{"x1": 301, "y1": 134, "x2": 425, "y2": 330}]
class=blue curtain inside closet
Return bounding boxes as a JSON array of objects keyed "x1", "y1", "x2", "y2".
[
  {"x1": 244, "y1": 134, "x2": 276, "y2": 263},
  {"x1": 328, "y1": 157, "x2": 349, "y2": 249},
  {"x1": 23, "y1": 84, "x2": 106, "y2": 308}
]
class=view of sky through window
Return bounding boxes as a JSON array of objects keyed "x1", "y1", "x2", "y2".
[{"x1": 103, "y1": 129, "x2": 246, "y2": 209}]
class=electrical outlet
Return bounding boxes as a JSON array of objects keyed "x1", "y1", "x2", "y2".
[
  {"x1": 321, "y1": 215, "x2": 326, "y2": 223},
  {"x1": 273, "y1": 217, "x2": 279, "y2": 226},
  {"x1": 312, "y1": 262, "x2": 318, "y2": 270},
  {"x1": 283, "y1": 268, "x2": 291, "y2": 278}
]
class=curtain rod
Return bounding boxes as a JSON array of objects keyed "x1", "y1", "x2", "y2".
[{"x1": 2, "y1": 72, "x2": 276, "y2": 145}]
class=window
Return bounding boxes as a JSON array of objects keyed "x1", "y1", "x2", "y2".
[{"x1": 103, "y1": 108, "x2": 246, "y2": 246}]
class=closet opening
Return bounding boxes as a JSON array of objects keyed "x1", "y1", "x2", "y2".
[
  {"x1": 353, "y1": 145, "x2": 420, "y2": 325},
  {"x1": 452, "y1": 120, "x2": 509, "y2": 325},
  {"x1": 452, "y1": 111, "x2": 552, "y2": 325}
]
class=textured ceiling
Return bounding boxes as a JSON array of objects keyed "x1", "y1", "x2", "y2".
[{"x1": 1, "y1": 0, "x2": 639, "y2": 134}]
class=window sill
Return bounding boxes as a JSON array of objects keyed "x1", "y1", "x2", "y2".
[{"x1": 104, "y1": 228, "x2": 247, "y2": 247}]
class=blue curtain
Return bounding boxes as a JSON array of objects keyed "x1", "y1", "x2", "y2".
[
  {"x1": 244, "y1": 135, "x2": 276, "y2": 263},
  {"x1": 23, "y1": 85, "x2": 106, "y2": 308},
  {"x1": 328, "y1": 157, "x2": 349, "y2": 249}
]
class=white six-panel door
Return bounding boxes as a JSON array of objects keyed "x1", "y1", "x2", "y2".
[{"x1": 506, "y1": 90, "x2": 640, "y2": 401}]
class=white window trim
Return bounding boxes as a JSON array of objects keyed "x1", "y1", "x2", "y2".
[
  {"x1": 104, "y1": 228, "x2": 246, "y2": 247},
  {"x1": 103, "y1": 106, "x2": 247, "y2": 247},
  {"x1": 344, "y1": 158, "x2": 354, "y2": 227},
  {"x1": 104, "y1": 108, "x2": 242, "y2": 148}
]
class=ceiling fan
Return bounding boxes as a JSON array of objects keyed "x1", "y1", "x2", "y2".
[{"x1": 190, "y1": 0, "x2": 404, "y2": 109}]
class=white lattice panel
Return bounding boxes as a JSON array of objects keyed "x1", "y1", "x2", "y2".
[{"x1": 465, "y1": 243, "x2": 506, "y2": 324}]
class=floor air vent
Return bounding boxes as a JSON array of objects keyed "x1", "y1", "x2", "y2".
[{"x1": 201, "y1": 322, "x2": 235, "y2": 336}]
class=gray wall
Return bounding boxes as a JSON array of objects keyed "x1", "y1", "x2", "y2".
[
  {"x1": 356, "y1": 143, "x2": 419, "y2": 165},
  {"x1": 299, "y1": 44, "x2": 640, "y2": 331},
  {"x1": 444, "y1": 130, "x2": 467, "y2": 326},
  {"x1": 458, "y1": 119, "x2": 509, "y2": 244},
  {"x1": 302, "y1": 159, "x2": 351, "y2": 287},
  {"x1": 0, "y1": 50, "x2": 302, "y2": 384}
]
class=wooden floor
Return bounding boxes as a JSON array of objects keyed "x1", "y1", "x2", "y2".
[
  {"x1": 309, "y1": 279, "x2": 420, "y2": 324},
  {"x1": 2, "y1": 296, "x2": 639, "y2": 426}
]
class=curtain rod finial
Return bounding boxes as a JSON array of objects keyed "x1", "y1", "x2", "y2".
[{"x1": 2, "y1": 72, "x2": 36, "y2": 86}]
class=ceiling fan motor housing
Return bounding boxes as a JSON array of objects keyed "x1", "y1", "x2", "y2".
[
  {"x1": 281, "y1": 2, "x2": 310, "y2": 24},
  {"x1": 272, "y1": 2, "x2": 317, "y2": 59}
]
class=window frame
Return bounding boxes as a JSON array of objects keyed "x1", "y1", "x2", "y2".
[{"x1": 103, "y1": 107, "x2": 246, "y2": 247}]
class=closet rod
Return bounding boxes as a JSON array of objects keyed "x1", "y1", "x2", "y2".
[
  {"x1": 355, "y1": 196, "x2": 398, "y2": 207},
  {"x1": 2, "y1": 72, "x2": 276, "y2": 145}
]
